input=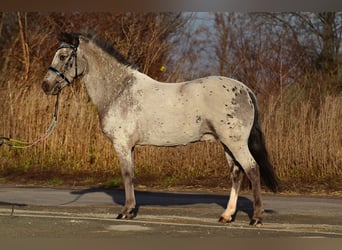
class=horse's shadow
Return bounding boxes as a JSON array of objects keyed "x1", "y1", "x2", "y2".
[
  {"x1": 70, "y1": 188, "x2": 255, "y2": 221},
  {"x1": 0, "y1": 202, "x2": 27, "y2": 207}
]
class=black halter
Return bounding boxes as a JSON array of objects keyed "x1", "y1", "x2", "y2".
[{"x1": 48, "y1": 44, "x2": 78, "y2": 86}]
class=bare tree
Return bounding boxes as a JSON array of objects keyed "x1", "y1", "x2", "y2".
[
  {"x1": 213, "y1": 13, "x2": 235, "y2": 76},
  {"x1": 0, "y1": 12, "x2": 190, "y2": 86},
  {"x1": 258, "y1": 12, "x2": 342, "y2": 90},
  {"x1": 211, "y1": 13, "x2": 290, "y2": 95},
  {"x1": 113, "y1": 13, "x2": 188, "y2": 80},
  {"x1": 209, "y1": 12, "x2": 342, "y2": 96}
]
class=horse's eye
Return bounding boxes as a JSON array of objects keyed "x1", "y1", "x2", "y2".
[{"x1": 59, "y1": 55, "x2": 66, "y2": 61}]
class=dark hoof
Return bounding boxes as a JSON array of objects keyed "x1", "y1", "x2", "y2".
[
  {"x1": 117, "y1": 208, "x2": 137, "y2": 220},
  {"x1": 116, "y1": 213, "x2": 124, "y2": 219},
  {"x1": 249, "y1": 218, "x2": 262, "y2": 226},
  {"x1": 116, "y1": 213, "x2": 135, "y2": 220},
  {"x1": 218, "y1": 216, "x2": 232, "y2": 224}
]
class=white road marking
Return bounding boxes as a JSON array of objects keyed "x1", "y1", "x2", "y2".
[
  {"x1": 107, "y1": 225, "x2": 152, "y2": 232},
  {"x1": 0, "y1": 208, "x2": 341, "y2": 237}
]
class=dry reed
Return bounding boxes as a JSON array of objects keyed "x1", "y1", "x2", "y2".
[
  {"x1": 0, "y1": 21, "x2": 341, "y2": 192},
  {"x1": 1, "y1": 74, "x2": 341, "y2": 192}
]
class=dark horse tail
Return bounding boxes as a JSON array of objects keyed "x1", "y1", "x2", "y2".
[{"x1": 248, "y1": 92, "x2": 280, "y2": 192}]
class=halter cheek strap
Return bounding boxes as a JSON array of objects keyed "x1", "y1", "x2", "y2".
[{"x1": 48, "y1": 66, "x2": 72, "y2": 85}]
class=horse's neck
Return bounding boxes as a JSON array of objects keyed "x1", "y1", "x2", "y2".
[{"x1": 81, "y1": 42, "x2": 134, "y2": 113}]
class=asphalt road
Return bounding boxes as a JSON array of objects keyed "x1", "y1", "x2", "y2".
[{"x1": 0, "y1": 187, "x2": 341, "y2": 238}]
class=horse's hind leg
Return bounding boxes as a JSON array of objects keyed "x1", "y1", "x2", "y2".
[
  {"x1": 221, "y1": 142, "x2": 263, "y2": 225},
  {"x1": 219, "y1": 154, "x2": 244, "y2": 223}
]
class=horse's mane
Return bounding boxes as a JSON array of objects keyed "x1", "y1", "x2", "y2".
[{"x1": 58, "y1": 32, "x2": 136, "y2": 68}]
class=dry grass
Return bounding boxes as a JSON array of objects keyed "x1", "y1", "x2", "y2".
[
  {"x1": 1, "y1": 73, "x2": 341, "y2": 193},
  {"x1": 0, "y1": 19, "x2": 341, "y2": 193},
  {"x1": 0, "y1": 81, "x2": 229, "y2": 188},
  {"x1": 261, "y1": 88, "x2": 342, "y2": 191}
]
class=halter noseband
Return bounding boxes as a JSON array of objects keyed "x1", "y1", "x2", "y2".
[{"x1": 48, "y1": 44, "x2": 78, "y2": 86}]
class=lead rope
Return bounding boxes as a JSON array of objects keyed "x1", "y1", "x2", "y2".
[{"x1": 0, "y1": 94, "x2": 60, "y2": 149}]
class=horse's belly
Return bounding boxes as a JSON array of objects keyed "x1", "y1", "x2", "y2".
[{"x1": 138, "y1": 125, "x2": 203, "y2": 146}]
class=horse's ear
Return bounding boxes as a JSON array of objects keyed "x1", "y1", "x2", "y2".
[
  {"x1": 57, "y1": 32, "x2": 71, "y2": 43},
  {"x1": 78, "y1": 35, "x2": 89, "y2": 44},
  {"x1": 57, "y1": 32, "x2": 79, "y2": 47}
]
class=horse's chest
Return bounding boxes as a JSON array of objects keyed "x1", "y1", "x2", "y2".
[{"x1": 100, "y1": 106, "x2": 138, "y2": 141}]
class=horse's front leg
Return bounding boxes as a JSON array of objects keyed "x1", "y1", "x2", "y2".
[{"x1": 115, "y1": 146, "x2": 137, "y2": 219}]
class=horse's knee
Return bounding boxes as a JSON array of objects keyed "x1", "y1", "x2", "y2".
[{"x1": 122, "y1": 169, "x2": 133, "y2": 179}]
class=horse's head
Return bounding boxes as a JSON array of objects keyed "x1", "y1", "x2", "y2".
[{"x1": 42, "y1": 32, "x2": 87, "y2": 95}]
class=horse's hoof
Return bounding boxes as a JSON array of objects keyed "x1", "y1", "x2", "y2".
[
  {"x1": 249, "y1": 218, "x2": 262, "y2": 226},
  {"x1": 117, "y1": 208, "x2": 137, "y2": 220},
  {"x1": 116, "y1": 213, "x2": 124, "y2": 219},
  {"x1": 218, "y1": 216, "x2": 232, "y2": 224},
  {"x1": 116, "y1": 213, "x2": 135, "y2": 220}
]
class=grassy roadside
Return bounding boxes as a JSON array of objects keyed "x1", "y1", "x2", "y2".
[
  {"x1": 1, "y1": 73, "x2": 341, "y2": 195},
  {"x1": 1, "y1": 12, "x2": 342, "y2": 197},
  {"x1": 1, "y1": 82, "x2": 342, "y2": 194},
  {"x1": 1, "y1": 138, "x2": 341, "y2": 195},
  {"x1": 1, "y1": 164, "x2": 341, "y2": 197}
]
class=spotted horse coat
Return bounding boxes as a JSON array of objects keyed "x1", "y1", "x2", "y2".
[{"x1": 42, "y1": 32, "x2": 279, "y2": 226}]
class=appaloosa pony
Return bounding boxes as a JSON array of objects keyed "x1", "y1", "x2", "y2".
[{"x1": 42, "y1": 32, "x2": 279, "y2": 225}]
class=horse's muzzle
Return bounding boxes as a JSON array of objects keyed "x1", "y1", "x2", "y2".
[
  {"x1": 42, "y1": 81, "x2": 50, "y2": 93},
  {"x1": 42, "y1": 81, "x2": 60, "y2": 95},
  {"x1": 42, "y1": 80, "x2": 53, "y2": 94}
]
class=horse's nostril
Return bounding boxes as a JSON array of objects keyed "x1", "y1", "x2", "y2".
[{"x1": 42, "y1": 81, "x2": 50, "y2": 93}]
